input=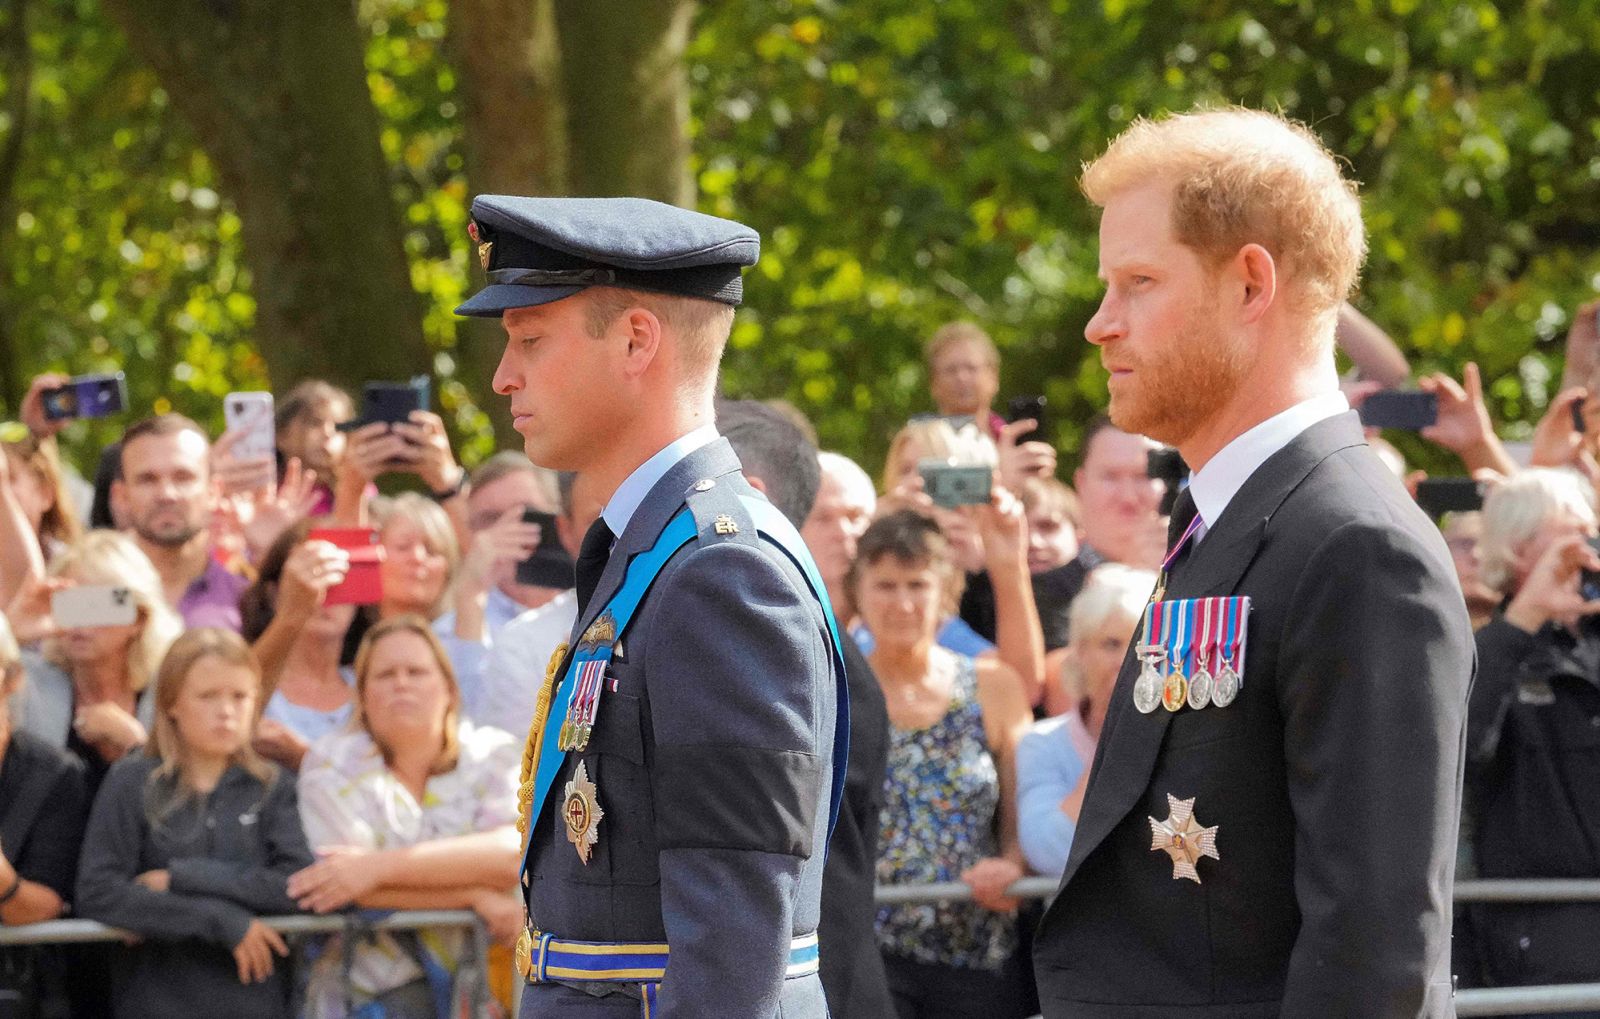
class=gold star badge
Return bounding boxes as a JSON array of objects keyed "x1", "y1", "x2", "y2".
[
  {"x1": 1148, "y1": 794, "x2": 1219, "y2": 883},
  {"x1": 562, "y1": 760, "x2": 603, "y2": 865}
]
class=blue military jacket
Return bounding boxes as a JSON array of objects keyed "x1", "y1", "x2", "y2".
[{"x1": 522, "y1": 438, "x2": 839, "y2": 1019}]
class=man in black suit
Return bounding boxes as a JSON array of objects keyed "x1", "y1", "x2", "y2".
[
  {"x1": 717, "y1": 401, "x2": 896, "y2": 1019},
  {"x1": 1033, "y1": 108, "x2": 1474, "y2": 1017}
]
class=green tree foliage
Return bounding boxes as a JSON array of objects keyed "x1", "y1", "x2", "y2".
[
  {"x1": 694, "y1": 0, "x2": 1600, "y2": 474},
  {"x1": 5, "y1": 0, "x2": 1598, "y2": 480}
]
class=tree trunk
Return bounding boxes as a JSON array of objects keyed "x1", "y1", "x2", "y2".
[
  {"x1": 553, "y1": 0, "x2": 696, "y2": 206},
  {"x1": 98, "y1": 0, "x2": 429, "y2": 396},
  {"x1": 0, "y1": 0, "x2": 35, "y2": 413}
]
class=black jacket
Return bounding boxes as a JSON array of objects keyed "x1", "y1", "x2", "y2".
[
  {"x1": 1034, "y1": 413, "x2": 1475, "y2": 1017},
  {"x1": 76, "y1": 754, "x2": 313, "y2": 1019},
  {"x1": 1467, "y1": 614, "x2": 1600, "y2": 988},
  {"x1": 818, "y1": 639, "x2": 893, "y2": 1018}
]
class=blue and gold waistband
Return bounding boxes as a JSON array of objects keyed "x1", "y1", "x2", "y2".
[{"x1": 519, "y1": 930, "x2": 820, "y2": 984}]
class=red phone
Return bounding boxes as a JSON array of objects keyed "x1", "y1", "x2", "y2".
[{"x1": 306, "y1": 527, "x2": 385, "y2": 606}]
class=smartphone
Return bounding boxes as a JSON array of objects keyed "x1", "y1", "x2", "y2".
[
  {"x1": 306, "y1": 527, "x2": 385, "y2": 606},
  {"x1": 1358, "y1": 390, "x2": 1438, "y2": 431},
  {"x1": 1414, "y1": 477, "x2": 1485, "y2": 518},
  {"x1": 919, "y1": 461, "x2": 992, "y2": 509},
  {"x1": 337, "y1": 376, "x2": 432, "y2": 431},
  {"x1": 51, "y1": 585, "x2": 137, "y2": 629},
  {"x1": 1007, "y1": 395, "x2": 1048, "y2": 443},
  {"x1": 1584, "y1": 536, "x2": 1600, "y2": 602},
  {"x1": 224, "y1": 391, "x2": 276, "y2": 461},
  {"x1": 39, "y1": 372, "x2": 128, "y2": 421},
  {"x1": 515, "y1": 509, "x2": 578, "y2": 588}
]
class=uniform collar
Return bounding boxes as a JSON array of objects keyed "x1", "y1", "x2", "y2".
[
  {"x1": 602, "y1": 423, "x2": 720, "y2": 538},
  {"x1": 1187, "y1": 391, "x2": 1348, "y2": 538}
]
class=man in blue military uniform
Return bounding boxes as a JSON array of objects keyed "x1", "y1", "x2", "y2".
[{"x1": 457, "y1": 195, "x2": 847, "y2": 1018}]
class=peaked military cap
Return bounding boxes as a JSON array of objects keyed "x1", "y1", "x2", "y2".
[{"x1": 455, "y1": 195, "x2": 761, "y2": 317}]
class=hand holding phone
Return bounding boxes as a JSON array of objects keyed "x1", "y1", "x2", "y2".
[
  {"x1": 515, "y1": 509, "x2": 576, "y2": 588},
  {"x1": 224, "y1": 392, "x2": 276, "y2": 462},
  {"x1": 305, "y1": 528, "x2": 384, "y2": 606},
  {"x1": 39, "y1": 372, "x2": 128, "y2": 422},
  {"x1": 919, "y1": 461, "x2": 993, "y2": 509},
  {"x1": 51, "y1": 586, "x2": 137, "y2": 629}
]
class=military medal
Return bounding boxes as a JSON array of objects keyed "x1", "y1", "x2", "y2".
[
  {"x1": 562, "y1": 760, "x2": 604, "y2": 864},
  {"x1": 559, "y1": 611, "x2": 621, "y2": 752},
  {"x1": 1211, "y1": 597, "x2": 1248, "y2": 707},
  {"x1": 1148, "y1": 793, "x2": 1220, "y2": 883},
  {"x1": 1132, "y1": 601, "x2": 1168, "y2": 714},
  {"x1": 1186, "y1": 597, "x2": 1215, "y2": 710},
  {"x1": 1161, "y1": 599, "x2": 1190, "y2": 713}
]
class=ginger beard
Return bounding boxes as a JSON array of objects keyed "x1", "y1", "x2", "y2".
[{"x1": 1105, "y1": 289, "x2": 1251, "y2": 448}]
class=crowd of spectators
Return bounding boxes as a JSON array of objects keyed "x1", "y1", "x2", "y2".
[{"x1": 0, "y1": 297, "x2": 1598, "y2": 1016}]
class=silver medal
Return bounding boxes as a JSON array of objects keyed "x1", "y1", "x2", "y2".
[
  {"x1": 1132, "y1": 644, "x2": 1164, "y2": 714},
  {"x1": 1187, "y1": 666, "x2": 1213, "y2": 710},
  {"x1": 1212, "y1": 664, "x2": 1240, "y2": 707}
]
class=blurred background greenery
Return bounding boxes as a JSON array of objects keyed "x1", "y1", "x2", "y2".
[{"x1": 2, "y1": 0, "x2": 1597, "y2": 478}]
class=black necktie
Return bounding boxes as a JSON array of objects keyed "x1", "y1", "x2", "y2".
[
  {"x1": 575, "y1": 518, "x2": 614, "y2": 616},
  {"x1": 1166, "y1": 486, "x2": 1200, "y2": 558}
]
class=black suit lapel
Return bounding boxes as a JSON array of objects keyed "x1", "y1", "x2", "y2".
[
  {"x1": 1056, "y1": 412, "x2": 1368, "y2": 892},
  {"x1": 567, "y1": 437, "x2": 744, "y2": 646}
]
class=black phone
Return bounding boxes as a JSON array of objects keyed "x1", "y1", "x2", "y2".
[
  {"x1": 1007, "y1": 395, "x2": 1048, "y2": 443},
  {"x1": 1358, "y1": 390, "x2": 1438, "y2": 431},
  {"x1": 40, "y1": 371, "x2": 128, "y2": 421},
  {"x1": 1414, "y1": 477, "x2": 1485, "y2": 518},
  {"x1": 337, "y1": 376, "x2": 431, "y2": 431},
  {"x1": 515, "y1": 509, "x2": 577, "y2": 588}
]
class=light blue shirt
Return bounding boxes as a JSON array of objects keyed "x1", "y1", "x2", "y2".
[{"x1": 602, "y1": 424, "x2": 720, "y2": 539}]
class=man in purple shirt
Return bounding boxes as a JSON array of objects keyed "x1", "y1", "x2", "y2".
[{"x1": 111, "y1": 415, "x2": 248, "y2": 631}]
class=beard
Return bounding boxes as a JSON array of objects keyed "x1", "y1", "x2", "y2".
[
  {"x1": 132, "y1": 507, "x2": 204, "y2": 548},
  {"x1": 1105, "y1": 310, "x2": 1250, "y2": 447}
]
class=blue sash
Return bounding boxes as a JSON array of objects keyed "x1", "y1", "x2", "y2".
[{"x1": 521, "y1": 495, "x2": 850, "y2": 879}]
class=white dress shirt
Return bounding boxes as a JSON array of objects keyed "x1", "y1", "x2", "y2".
[
  {"x1": 602, "y1": 423, "x2": 720, "y2": 539},
  {"x1": 1186, "y1": 391, "x2": 1349, "y2": 543}
]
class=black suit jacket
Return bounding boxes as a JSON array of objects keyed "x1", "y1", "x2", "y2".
[
  {"x1": 819, "y1": 639, "x2": 893, "y2": 1018},
  {"x1": 1034, "y1": 413, "x2": 1474, "y2": 1018}
]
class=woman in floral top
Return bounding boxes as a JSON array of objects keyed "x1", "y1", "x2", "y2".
[
  {"x1": 288, "y1": 615, "x2": 523, "y2": 1018},
  {"x1": 851, "y1": 509, "x2": 1034, "y2": 1019}
]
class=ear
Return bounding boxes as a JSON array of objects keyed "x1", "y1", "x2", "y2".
[
  {"x1": 744, "y1": 475, "x2": 769, "y2": 496},
  {"x1": 616, "y1": 307, "x2": 664, "y2": 382},
  {"x1": 1232, "y1": 243, "x2": 1277, "y2": 325}
]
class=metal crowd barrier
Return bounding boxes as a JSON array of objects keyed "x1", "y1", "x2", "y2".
[{"x1": 5, "y1": 882, "x2": 1600, "y2": 1016}]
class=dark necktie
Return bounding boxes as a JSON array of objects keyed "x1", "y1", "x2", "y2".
[
  {"x1": 1166, "y1": 486, "x2": 1199, "y2": 553},
  {"x1": 575, "y1": 518, "x2": 615, "y2": 616}
]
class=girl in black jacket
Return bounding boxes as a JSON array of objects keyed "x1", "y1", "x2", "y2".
[{"x1": 76, "y1": 627, "x2": 313, "y2": 1019}]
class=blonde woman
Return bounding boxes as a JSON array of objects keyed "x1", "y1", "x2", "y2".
[
  {"x1": 75, "y1": 628, "x2": 312, "y2": 1019},
  {"x1": 18, "y1": 529, "x2": 182, "y2": 795}
]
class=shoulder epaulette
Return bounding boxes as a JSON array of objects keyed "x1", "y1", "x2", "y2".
[{"x1": 683, "y1": 476, "x2": 759, "y2": 548}]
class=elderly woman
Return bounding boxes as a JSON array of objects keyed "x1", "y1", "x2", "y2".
[
  {"x1": 1466, "y1": 468, "x2": 1600, "y2": 994},
  {"x1": 852, "y1": 509, "x2": 1034, "y2": 1019},
  {"x1": 290, "y1": 615, "x2": 522, "y2": 1018},
  {"x1": 1017, "y1": 564, "x2": 1155, "y2": 878},
  {"x1": 16, "y1": 530, "x2": 182, "y2": 797},
  {"x1": 373, "y1": 492, "x2": 459, "y2": 623},
  {"x1": 0, "y1": 612, "x2": 90, "y2": 1013}
]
